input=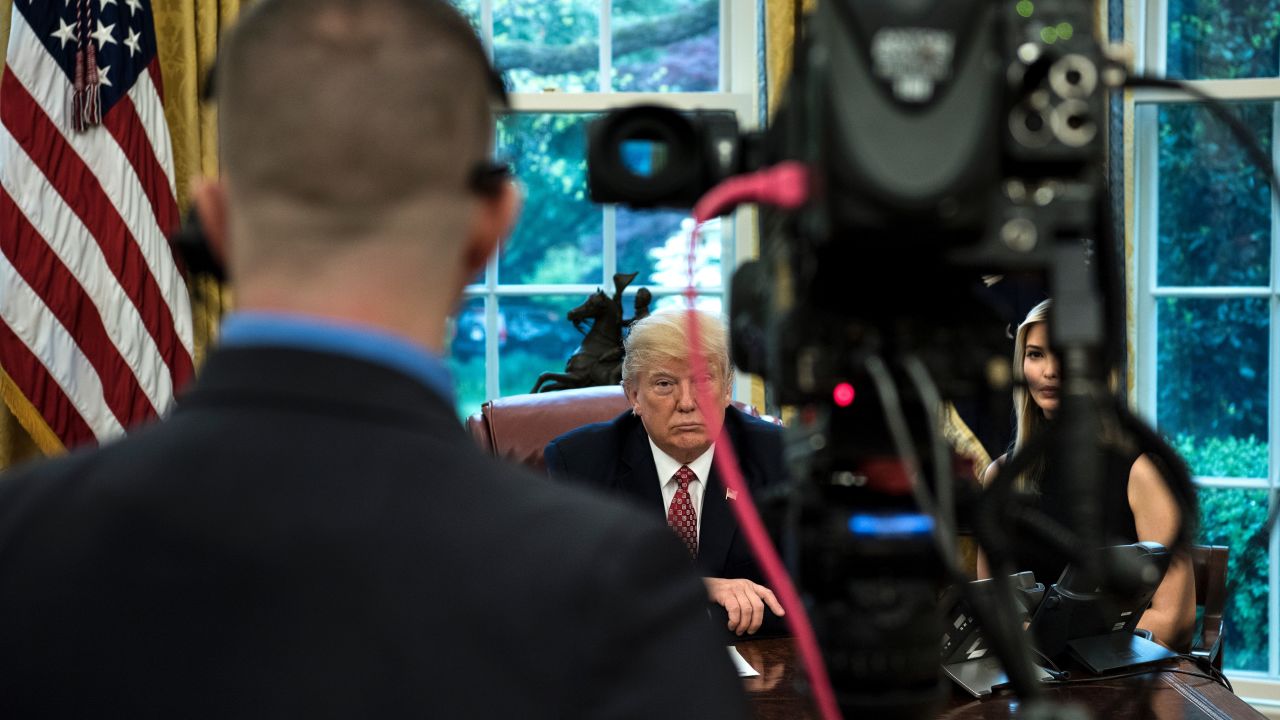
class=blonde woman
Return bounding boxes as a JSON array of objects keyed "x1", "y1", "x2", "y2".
[{"x1": 977, "y1": 300, "x2": 1196, "y2": 651}]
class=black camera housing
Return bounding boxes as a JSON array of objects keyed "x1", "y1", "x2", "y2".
[{"x1": 586, "y1": 105, "x2": 753, "y2": 209}]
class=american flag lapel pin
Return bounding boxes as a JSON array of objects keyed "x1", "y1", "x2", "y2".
[{"x1": 725, "y1": 487, "x2": 738, "y2": 501}]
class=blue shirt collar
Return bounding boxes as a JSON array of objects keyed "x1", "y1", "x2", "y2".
[{"x1": 218, "y1": 312, "x2": 455, "y2": 404}]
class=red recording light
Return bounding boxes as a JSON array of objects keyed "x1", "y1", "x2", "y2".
[{"x1": 833, "y1": 382, "x2": 856, "y2": 407}]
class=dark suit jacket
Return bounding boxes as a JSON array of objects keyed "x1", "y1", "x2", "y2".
[
  {"x1": 0, "y1": 347, "x2": 748, "y2": 719},
  {"x1": 544, "y1": 407, "x2": 788, "y2": 634}
]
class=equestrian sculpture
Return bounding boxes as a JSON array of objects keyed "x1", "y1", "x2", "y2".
[{"x1": 530, "y1": 272, "x2": 652, "y2": 393}]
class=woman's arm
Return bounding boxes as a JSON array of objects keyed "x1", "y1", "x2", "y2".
[
  {"x1": 974, "y1": 456, "x2": 1004, "y2": 580},
  {"x1": 1129, "y1": 454, "x2": 1197, "y2": 651}
]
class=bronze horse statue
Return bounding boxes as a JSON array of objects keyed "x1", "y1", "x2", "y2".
[{"x1": 531, "y1": 272, "x2": 651, "y2": 393}]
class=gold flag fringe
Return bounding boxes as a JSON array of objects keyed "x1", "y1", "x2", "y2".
[{"x1": 0, "y1": 365, "x2": 65, "y2": 458}]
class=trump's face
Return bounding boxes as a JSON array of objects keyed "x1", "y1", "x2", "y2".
[{"x1": 627, "y1": 357, "x2": 731, "y2": 465}]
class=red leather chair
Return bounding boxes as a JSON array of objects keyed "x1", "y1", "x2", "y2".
[
  {"x1": 466, "y1": 385, "x2": 765, "y2": 471},
  {"x1": 466, "y1": 386, "x2": 631, "y2": 471}
]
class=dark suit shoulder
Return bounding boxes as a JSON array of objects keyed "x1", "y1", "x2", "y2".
[
  {"x1": 727, "y1": 406, "x2": 783, "y2": 441},
  {"x1": 543, "y1": 409, "x2": 639, "y2": 485},
  {"x1": 723, "y1": 407, "x2": 786, "y2": 487}
]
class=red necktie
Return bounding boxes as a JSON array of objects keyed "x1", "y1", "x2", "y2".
[{"x1": 667, "y1": 465, "x2": 698, "y2": 559}]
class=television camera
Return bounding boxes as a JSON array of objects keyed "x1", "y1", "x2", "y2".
[{"x1": 586, "y1": 1, "x2": 1198, "y2": 718}]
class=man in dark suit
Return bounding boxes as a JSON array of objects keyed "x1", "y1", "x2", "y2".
[
  {"x1": 0, "y1": 1, "x2": 748, "y2": 717},
  {"x1": 546, "y1": 309, "x2": 789, "y2": 638}
]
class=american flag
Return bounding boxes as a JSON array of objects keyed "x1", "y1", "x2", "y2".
[{"x1": 0, "y1": 0, "x2": 193, "y2": 449}]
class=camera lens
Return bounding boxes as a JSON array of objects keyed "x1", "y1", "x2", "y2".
[
  {"x1": 619, "y1": 138, "x2": 671, "y2": 179},
  {"x1": 587, "y1": 105, "x2": 703, "y2": 205}
]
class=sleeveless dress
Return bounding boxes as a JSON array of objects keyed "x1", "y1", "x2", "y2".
[{"x1": 1009, "y1": 444, "x2": 1143, "y2": 586}]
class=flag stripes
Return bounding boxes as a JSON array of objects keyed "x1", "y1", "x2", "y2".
[
  {"x1": 0, "y1": 102, "x2": 178, "y2": 410},
  {"x1": 0, "y1": 0, "x2": 193, "y2": 448},
  {"x1": 0, "y1": 188, "x2": 158, "y2": 426},
  {"x1": 0, "y1": 320, "x2": 97, "y2": 448}
]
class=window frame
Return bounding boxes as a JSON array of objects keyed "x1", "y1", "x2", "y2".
[
  {"x1": 457, "y1": 0, "x2": 761, "y2": 409},
  {"x1": 1132, "y1": 0, "x2": 1280, "y2": 686}
]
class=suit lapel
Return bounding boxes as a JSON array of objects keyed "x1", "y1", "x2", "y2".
[
  {"x1": 616, "y1": 419, "x2": 667, "y2": 516},
  {"x1": 696, "y1": 458, "x2": 736, "y2": 578},
  {"x1": 697, "y1": 411, "x2": 757, "y2": 576}
]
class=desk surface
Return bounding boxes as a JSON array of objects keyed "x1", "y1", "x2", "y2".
[{"x1": 737, "y1": 637, "x2": 1263, "y2": 720}]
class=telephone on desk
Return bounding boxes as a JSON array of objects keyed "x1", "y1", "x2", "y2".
[{"x1": 940, "y1": 542, "x2": 1177, "y2": 698}]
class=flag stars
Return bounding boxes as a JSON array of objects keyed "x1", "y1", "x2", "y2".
[
  {"x1": 91, "y1": 20, "x2": 117, "y2": 49},
  {"x1": 123, "y1": 28, "x2": 141, "y2": 57},
  {"x1": 97, "y1": 65, "x2": 112, "y2": 87},
  {"x1": 51, "y1": 18, "x2": 78, "y2": 48},
  {"x1": 124, "y1": 0, "x2": 143, "y2": 15}
]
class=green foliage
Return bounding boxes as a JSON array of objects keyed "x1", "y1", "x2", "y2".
[
  {"x1": 500, "y1": 346, "x2": 577, "y2": 396},
  {"x1": 1156, "y1": 103, "x2": 1271, "y2": 288},
  {"x1": 1172, "y1": 433, "x2": 1268, "y2": 478},
  {"x1": 1167, "y1": 0, "x2": 1280, "y2": 79},
  {"x1": 497, "y1": 114, "x2": 602, "y2": 285},
  {"x1": 1176, "y1": 434, "x2": 1269, "y2": 672},
  {"x1": 525, "y1": 246, "x2": 595, "y2": 285},
  {"x1": 1156, "y1": 297, "x2": 1268, "y2": 444}
]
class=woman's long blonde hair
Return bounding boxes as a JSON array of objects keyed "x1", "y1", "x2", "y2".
[{"x1": 1010, "y1": 299, "x2": 1052, "y2": 490}]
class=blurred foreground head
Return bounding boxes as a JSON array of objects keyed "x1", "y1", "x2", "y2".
[{"x1": 198, "y1": 0, "x2": 516, "y2": 334}]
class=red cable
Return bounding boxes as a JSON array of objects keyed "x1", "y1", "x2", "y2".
[{"x1": 681, "y1": 163, "x2": 842, "y2": 720}]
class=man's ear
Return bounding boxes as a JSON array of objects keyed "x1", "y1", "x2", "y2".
[
  {"x1": 462, "y1": 179, "x2": 522, "y2": 279},
  {"x1": 624, "y1": 382, "x2": 642, "y2": 416},
  {"x1": 189, "y1": 178, "x2": 229, "y2": 270}
]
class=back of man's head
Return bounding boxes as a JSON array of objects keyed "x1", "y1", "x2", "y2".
[{"x1": 216, "y1": 0, "x2": 500, "y2": 255}]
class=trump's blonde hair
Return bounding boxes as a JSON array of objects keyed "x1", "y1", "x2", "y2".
[{"x1": 621, "y1": 308, "x2": 733, "y2": 390}]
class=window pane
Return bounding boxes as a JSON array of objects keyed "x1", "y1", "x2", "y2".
[
  {"x1": 493, "y1": 0, "x2": 599, "y2": 92},
  {"x1": 1158, "y1": 298, "x2": 1269, "y2": 478},
  {"x1": 650, "y1": 293, "x2": 722, "y2": 315},
  {"x1": 1195, "y1": 487, "x2": 1271, "y2": 672},
  {"x1": 448, "y1": 297, "x2": 491, "y2": 418},
  {"x1": 617, "y1": 210, "x2": 722, "y2": 289},
  {"x1": 1166, "y1": 0, "x2": 1280, "y2": 80},
  {"x1": 498, "y1": 114, "x2": 603, "y2": 285},
  {"x1": 613, "y1": 0, "x2": 719, "y2": 92},
  {"x1": 1157, "y1": 102, "x2": 1272, "y2": 287},
  {"x1": 499, "y1": 295, "x2": 602, "y2": 395}
]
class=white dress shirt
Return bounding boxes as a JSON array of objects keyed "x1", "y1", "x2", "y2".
[{"x1": 649, "y1": 440, "x2": 715, "y2": 541}]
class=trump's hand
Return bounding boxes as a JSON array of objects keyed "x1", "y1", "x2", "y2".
[{"x1": 704, "y1": 577, "x2": 785, "y2": 636}]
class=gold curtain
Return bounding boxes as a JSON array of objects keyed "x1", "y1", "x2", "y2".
[
  {"x1": 764, "y1": 0, "x2": 816, "y2": 117},
  {"x1": 0, "y1": 0, "x2": 247, "y2": 468}
]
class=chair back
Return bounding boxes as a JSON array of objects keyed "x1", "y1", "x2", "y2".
[
  {"x1": 1190, "y1": 544, "x2": 1229, "y2": 671},
  {"x1": 467, "y1": 385, "x2": 631, "y2": 471}
]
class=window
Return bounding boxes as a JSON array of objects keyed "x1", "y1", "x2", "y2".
[
  {"x1": 1134, "y1": 0, "x2": 1280, "y2": 679},
  {"x1": 446, "y1": 1, "x2": 759, "y2": 417}
]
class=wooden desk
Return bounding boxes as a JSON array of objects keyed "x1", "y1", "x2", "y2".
[{"x1": 736, "y1": 637, "x2": 1264, "y2": 719}]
